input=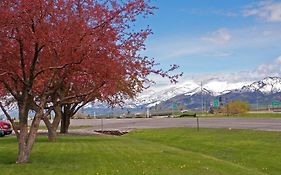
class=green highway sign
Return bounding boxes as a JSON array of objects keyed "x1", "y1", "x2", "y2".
[
  {"x1": 272, "y1": 101, "x2": 280, "y2": 106},
  {"x1": 214, "y1": 99, "x2": 219, "y2": 108},
  {"x1": 172, "y1": 103, "x2": 177, "y2": 110}
]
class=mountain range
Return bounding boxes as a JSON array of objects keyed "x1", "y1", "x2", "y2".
[{"x1": 84, "y1": 77, "x2": 281, "y2": 114}]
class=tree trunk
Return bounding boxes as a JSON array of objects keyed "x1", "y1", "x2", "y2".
[
  {"x1": 17, "y1": 133, "x2": 29, "y2": 163},
  {"x1": 60, "y1": 104, "x2": 74, "y2": 134},
  {"x1": 16, "y1": 146, "x2": 29, "y2": 163},
  {"x1": 16, "y1": 104, "x2": 29, "y2": 163},
  {"x1": 60, "y1": 111, "x2": 71, "y2": 134},
  {"x1": 43, "y1": 118, "x2": 58, "y2": 142},
  {"x1": 16, "y1": 106, "x2": 42, "y2": 163},
  {"x1": 60, "y1": 102, "x2": 87, "y2": 134},
  {"x1": 43, "y1": 106, "x2": 62, "y2": 141},
  {"x1": 47, "y1": 128, "x2": 57, "y2": 142}
]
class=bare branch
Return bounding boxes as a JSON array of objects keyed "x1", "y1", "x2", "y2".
[
  {"x1": 29, "y1": 43, "x2": 44, "y2": 84},
  {"x1": 60, "y1": 81, "x2": 105, "y2": 104},
  {"x1": 18, "y1": 38, "x2": 27, "y2": 83},
  {"x1": 34, "y1": 58, "x2": 84, "y2": 79},
  {"x1": 0, "y1": 80, "x2": 19, "y2": 101}
]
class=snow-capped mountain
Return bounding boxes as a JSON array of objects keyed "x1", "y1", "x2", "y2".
[
  {"x1": 83, "y1": 77, "x2": 281, "y2": 114},
  {"x1": 129, "y1": 79, "x2": 254, "y2": 108},
  {"x1": 143, "y1": 76, "x2": 281, "y2": 110},
  {"x1": 3, "y1": 77, "x2": 280, "y2": 117},
  {"x1": 131, "y1": 81, "x2": 200, "y2": 107},
  {"x1": 240, "y1": 77, "x2": 281, "y2": 94}
]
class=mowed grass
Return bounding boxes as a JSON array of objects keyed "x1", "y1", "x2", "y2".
[
  {"x1": 196, "y1": 112, "x2": 281, "y2": 118},
  {"x1": 1, "y1": 128, "x2": 281, "y2": 175},
  {"x1": 234, "y1": 112, "x2": 281, "y2": 118}
]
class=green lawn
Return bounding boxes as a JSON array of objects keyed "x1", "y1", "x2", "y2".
[
  {"x1": 1, "y1": 128, "x2": 281, "y2": 175},
  {"x1": 187, "y1": 112, "x2": 281, "y2": 118},
  {"x1": 232, "y1": 112, "x2": 281, "y2": 118}
]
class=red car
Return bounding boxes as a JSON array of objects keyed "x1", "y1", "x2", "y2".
[{"x1": 0, "y1": 121, "x2": 12, "y2": 137}]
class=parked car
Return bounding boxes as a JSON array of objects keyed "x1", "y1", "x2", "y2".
[
  {"x1": 180, "y1": 109, "x2": 189, "y2": 113},
  {"x1": 0, "y1": 121, "x2": 12, "y2": 137}
]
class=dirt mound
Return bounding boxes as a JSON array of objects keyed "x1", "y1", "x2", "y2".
[{"x1": 94, "y1": 130, "x2": 129, "y2": 136}]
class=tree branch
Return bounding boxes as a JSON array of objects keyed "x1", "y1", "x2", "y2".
[
  {"x1": 34, "y1": 58, "x2": 84, "y2": 79},
  {"x1": 60, "y1": 81, "x2": 105, "y2": 104},
  {"x1": 18, "y1": 38, "x2": 27, "y2": 83},
  {"x1": 0, "y1": 80, "x2": 19, "y2": 101},
  {"x1": 29, "y1": 43, "x2": 44, "y2": 84}
]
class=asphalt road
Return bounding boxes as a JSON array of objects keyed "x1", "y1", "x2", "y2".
[{"x1": 69, "y1": 117, "x2": 281, "y2": 132}]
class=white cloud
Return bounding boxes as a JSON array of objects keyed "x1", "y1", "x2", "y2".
[
  {"x1": 149, "y1": 56, "x2": 281, "y2": 88},
  {"x1": 255, "y1": 56, "x2": 281, "y2": 76},
  {"x1": 209, "y1": 56, "x2": 281, "y2": 83},
  {"x1": 201, "y1": 28, "x2": 232, "y2": 44},
  {"x1": 214, "y1": 10, "x2": 239, "y2": 17},
  {"x1": 186, "y1": 8, "x2": 239, "y2": 17},
  {"x1": 164, "y1": 46, "x2": 204, "y2": 59},
  {"x1": 262, "y1": 30, "x2": 274, "y2": 36},
  {"x1": 137, "y1": 56, "x2": 281, "y2": 101},
  {"x1": 204, "y1": 56, "x2": 281, "y2": 83},
  {"x1": 243, "y1": 1, "x2": 281, "y2": 22},
  {"x1": 201, "y1": 51, "x2": 232, "y2": 57},
  {"x1": 145, "y1": 28, "x2": 233, "y2": 60},
  {"x1": 148, "y1": 25, "x2": 281, "y2": 60},
  {"x1": 276, "y1": 56, "x2": 281, "y2": 63}
]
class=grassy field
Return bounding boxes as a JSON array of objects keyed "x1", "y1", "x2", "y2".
[
  {"x1": 1, "y1": 128, "x2": 281, "y2": 175},
  {"x1": 181, "y1": 112, "x2": 281, "y2": 118},
  {"x1": 232, "y1": 112, "x2": 281, "y2": 118}
]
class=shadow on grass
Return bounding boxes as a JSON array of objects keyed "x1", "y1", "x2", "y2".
[
  {"x1": 36, "y1": 136, "x2": 119, "y2": 144},
  {"x1": 0, "y1": 151, "x2": 18, "y2": 165},
  {"x1": 0, "y1": 135, "x2": 117, "y2": 165},
  {"x1": 0, "y1": 136, "x2": 18, "y2": 164}
]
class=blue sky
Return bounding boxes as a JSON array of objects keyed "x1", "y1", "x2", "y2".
[{"x1": 139, "y1": 0, "x2": 281, "y2": 83}]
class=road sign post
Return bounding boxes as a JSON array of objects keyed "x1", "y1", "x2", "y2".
[
  {"x1": 172, "y1": 103, "x2": 177, "y2": 117},
  {"x1": 196, "y1": 114, "x2": 199, "y2": 131}
]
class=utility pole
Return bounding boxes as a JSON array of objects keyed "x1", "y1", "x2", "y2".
[
  {"x1": 196, "y1": 81, "x2": 203, "y2": 131},
  {"x1": 171, "y1": 103, "x2": 173, "y2": 117},
  {"x1": 201, "y1": 82, "x2": 204, "y2": 115},
  {"x1": 146, "y1": 108, "x2": 150, "y2": 118},
  {"x1": 256, "y1": 91, "x2": 259, "y2": 111},
  {"x1": 226, "y1": 97, "x2": 229, "y2": 116},
  {"x1": 101, "y1": 117, "x2": 104, "y2": 132}
]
